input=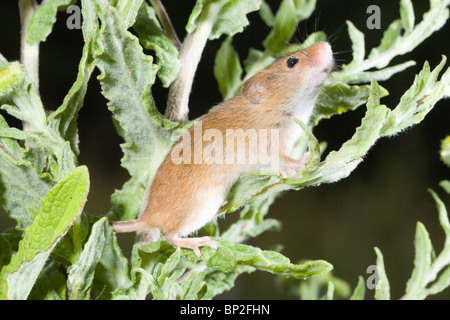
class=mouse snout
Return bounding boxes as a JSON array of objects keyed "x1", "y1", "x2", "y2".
[{"x1": 309, "y1": 42, "x2": 333, "y2": 71}]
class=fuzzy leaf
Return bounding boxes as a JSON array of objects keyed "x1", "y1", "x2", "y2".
[
  {"x1": 400, "y1": 0, "x2": 415, "y2": 33},
  {"x1": 313, "y1": 82, "x2": 389, "y2": 126},
  {"x1": 203, "y1": 239, "x2": 332, "y2": 279},
  {"x1": 0, "y1": 125, "x2": 53, "y2": 229},
  {"x1": 381, "y1": 57, "x2": 450, "y2": 136},
  {"x1": 133, "y1": 2, "x2": 180, "y2": 88},
  {"x1": 405, "y1": 222, "x2": 433, "y2": 299},
  {"x1": 344, "y1": 21, "x2": 365, "y2": 70},
  {"x1": 47, "y1": 1, "x2": 97, "y2": 155},
  {"x1": 214, "y1": 36, "x2": 243, "y2": 99},
  {"x1": 373, "y1": 247, "x2": 390, "y2": 300},
  {"x1": 349, "y1": 276, "x2": 366, "y2": 300},
  {"x1": 26, "y1": 0, "x2": 75, "y2": 45},
  {"x1": 186, "y1": 0, "x2": 261, "y2": 40},
  {"x1": 94, "y1": 7, "x2": 176, "y2": 220},
  {"x1": 117, "y1": 0, "x2": 144, "y2": 28},
  {"x1": 0, "y1": 166, "x2": 89, "y2": 300},
  {"x1": 67, "y1": 217, "x2": 108, "y2": 300},
  {"x1": 209, "y1": 0, "x2": 261, "y2": 40}
]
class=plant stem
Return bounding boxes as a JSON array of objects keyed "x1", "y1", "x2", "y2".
[
  {"x1": 165, "y1": 1, "x2": 224, "y2": 123},
  {"x1": 149, "y1": 0, "x2": 181, "y2": 50},
  {"x1": 18, "y1": 0, "x2": 40, "y2": 94}
]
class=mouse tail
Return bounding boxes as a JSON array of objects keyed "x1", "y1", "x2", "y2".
[{"x1": 110, "y1": 219, "x2": 148, "y2": 233}]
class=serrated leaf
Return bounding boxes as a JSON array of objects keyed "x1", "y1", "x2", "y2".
[
  {"x1": 288, "y1": 80, "x2": 389, "y2": 187},
  {"x1": 186, "y1": 0, "x2": 261, "y2": 40},
  {"x1": 0, "y1": 166, "x2": 90, "y2": 300},
  {"x1": 214, "y1": 36, "x2": 243, "y2": 99},
  {"x1": 95, "y1": 7, "x2": 174, "y2": 178},
  {"x1": 0, "y1": 141, "x2": 53, "y2": 229},
  {"x1": 203, "y1": 239, "x2": 332, "y2": 279},
  {"x1": 368, "y1": 20, "x2": 403, "y2": 60},
  {"x1": 373, "y1": 247, "x2": 390, "y2": 300},
  {"x1": 117, "y1": 0, "x2": 144, "y2": 28},
  {"x1": 47, "y1": 15, "x2": 97, "y2": 155},
  {"x1": 344, "y1": 21, "x2": 365, "y2": 70},
  {"x1": 133, "y1": 2, "x2": 180, "y2": 88},
  {"x1": 381, "y1": 57, "x2": 450, "y2": 136},
  {"x1": 26, "y1": 0, "x2": 75, "y2": 45},
  {"x1": 94, "y1": 7, "x2": 176, "y2": 220},
  {"x1": 209, "y1": 0, "x2": 261, "y2": 40},
  {"x1": 333, "y1": 60, "x2": 416, "y2": 84},
  {"x1": 313, "y1": 82, "x2": 389, "y2": 126}
]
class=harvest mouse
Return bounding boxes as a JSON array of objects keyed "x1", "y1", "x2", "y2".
[{"x1": 111, "y1": 42, "x2": 333, "y2": 257}]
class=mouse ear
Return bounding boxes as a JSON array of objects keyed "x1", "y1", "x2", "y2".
[{"x1": 242, "y1": 74, "x2": 266, "y2": 104}]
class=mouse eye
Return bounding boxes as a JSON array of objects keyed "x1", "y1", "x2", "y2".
[{"x1": 286, "y1": 57, "x2": 299, "y2": 69}]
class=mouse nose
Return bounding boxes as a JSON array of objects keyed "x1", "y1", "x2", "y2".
[{"x1": 309, "y1": 42, "x2": 333, "y2": 69}]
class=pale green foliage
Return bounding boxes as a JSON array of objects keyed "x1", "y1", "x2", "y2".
[{"x1": 0, "y1": 0, "x2": 449, "y2": 300}]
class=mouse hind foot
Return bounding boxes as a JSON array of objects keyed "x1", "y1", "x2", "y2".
[{"x1": 166, "y1": 233, "x2": 218, "y2": 257}]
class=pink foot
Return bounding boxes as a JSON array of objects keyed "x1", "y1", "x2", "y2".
[
  {"x1": 166, "y1": 233, "x2": 218, "y2": 257},
  {"x1": 279, "y1": 152, "x2": 310, "y2": 178}
]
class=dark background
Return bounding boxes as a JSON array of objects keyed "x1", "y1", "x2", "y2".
[{"x1": 1, "y1": 0, "x2": 450, "y2": 299}]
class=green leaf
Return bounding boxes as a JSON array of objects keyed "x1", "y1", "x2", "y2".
[
  {"x1": 48, "y1": 4, "x2": 97, "y2": 155},
  {"x1": 0, "y1": 62, "x2": 46, "y2": 131},
  {"x1": 440, "y1": 136, "x2": 450, "y2": 167},
  {"x1": 313, "y1": 82, "x2": 389, "y2": 126},
  {"x1": 428, "y1": 189, "x2": 450, "y2": 245},
  {"x1": 203, "y1": 238, "x2": 332, "y2": 279},
  {"x1": 374, "y1": 247, "x2": 390, "y2": 300},
  {"x1": 333, "y1": 60, "x2": 416, "y2": 84},
  {"x1": 26, "y1": 0, "x2": 75, "y2": 45},
  {"x1": 117, "y1": 0, "x2": 144, "y2": 28},
  {"x1": 368, "y1": 20, "x2": 403, "y2": 61},
  {"x1": 67, "y1": 217, "x2": 108, "y2": 300},
  {"x1": 0, "y1": 166, "x2": 90, "y2": 300},
  {"x1": 289, "y1": 80, "x2": 389, "y2": 187},
  {"x1": 405, "y1": 222, "x2": 433, "y2": 299},
  {"x1": 94, "y1": 6, "x2": 176, "y2": 220},
  {"x1": 259, "y1": 0, "x2": 275, "y2": 27},
  {"x1": 263, "y1": 0, "x2": 316, "y2": 55},
  {"x1": 349, "y1": 276, "x2": 366, "y2": 300},
  {"x1": 214, "y1": 36, "x2": 243, "y2": 100},
  {"x1": 209, "y1": 0, "x2": 261, "y2": 40},
  {"x1": 221, "y1": 170, "x2": 279, "y2": 214},
  {"x1": 344, "y1": 21, "x2": 365, "y2": 70},
  {"x1": 337, "y1": 0, "x2": 449, "y2": 81},
  {"x1": 0, "y1": 61, "x2": 77, "y2": 179},
  {"x1": 400, "y1": 0, "x2": 415, "y2": 33},
  {"x1": 95, "y1": 6, "x2": 174, "y2": 180},
  {"x1": 381, "y1": 57, "x2": 450, "y2": 136},
  {"x1": 186, "y1": 0, "x2": 261, "y2": 40},
  {"x1": 93, "y1": 221, "x2": 133, "y2": 299},
  {"x1": 0, "y1": 136, "x2": 53, "y2": 229},
  {"x1": 133, "y1": 2, "x2": 180, "y2": 88}
]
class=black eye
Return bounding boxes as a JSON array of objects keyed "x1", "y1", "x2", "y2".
[{"x1": 286, "y1": 57, "x2": 299, "y2": 68}]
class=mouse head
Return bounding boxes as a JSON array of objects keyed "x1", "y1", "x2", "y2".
[{"x1": 242, "y1": 42, "x2": 333, "y2": 104}]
